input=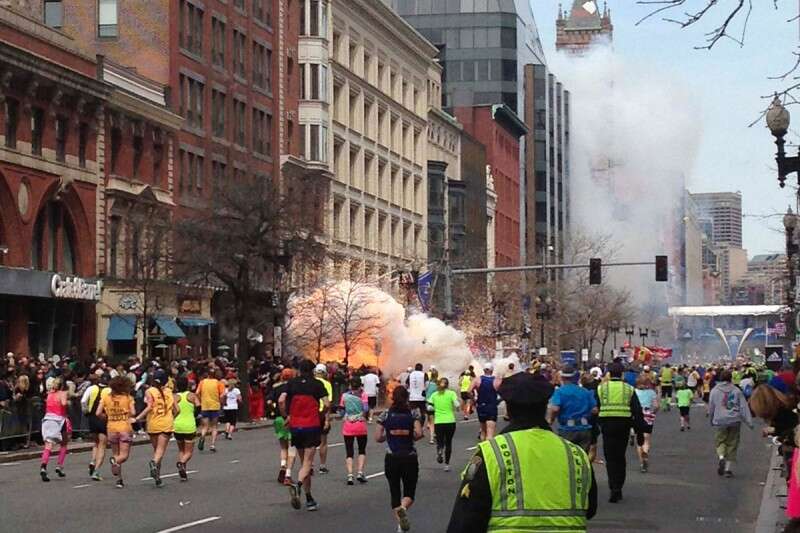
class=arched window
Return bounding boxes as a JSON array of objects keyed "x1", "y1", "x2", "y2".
[{"x1": 31, "y1": 200, "x2": 77, "y2": 274}]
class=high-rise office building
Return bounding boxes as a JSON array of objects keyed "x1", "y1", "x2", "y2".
[{"x1": 690, "y1": 192, "x2": 743, "y2": 248}]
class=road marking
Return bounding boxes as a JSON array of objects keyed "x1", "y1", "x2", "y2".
[
  {"x1": 365, "y1": 471, "x2": 385, "y2": 479},
  {"x1": 141, "y1": 470, "x2": 198, "y2": 481},
  {"x1": 327, "y1": 442, "x2": 344, "y2": 448},
  {"x1": 155, "y1": 516, "x2": 222, "y2": 533},
  {"x1": 229, "y1": 460, "x2": 240, "y2": 464},
  {"x1": 1, "y1": 462, "x2": 20, "y2": 466},
  {"x1": 72, "y1": 484, "x2": 90, "y2": 489},
  {"x1": 466, "y1": 446, "x2": 478, "y2": 451}
]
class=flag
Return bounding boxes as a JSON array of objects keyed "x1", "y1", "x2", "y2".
[
  {"x1": 633, "y1": 345, "x2": 652, "y2": 362},
  {"x1": 417, "y1": 271, "x2": 433, "y2": 312}
]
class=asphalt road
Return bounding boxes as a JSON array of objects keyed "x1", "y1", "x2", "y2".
[{"x1": 0, "y1": 403, "x2": 771, "y2": 533}]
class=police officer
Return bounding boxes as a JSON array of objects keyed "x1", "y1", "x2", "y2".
[
  {"x1": 446, "y1": 372, "x2": 597, "y2": 533},
  {"x1": 597, "y1": 361, "x2": 644, "y2": 503}
]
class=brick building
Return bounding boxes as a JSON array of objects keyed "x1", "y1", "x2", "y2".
[
  {"x1": 555, "y1": 0, "x2": 613, "y2": 54},
  {"x1": 0, "y1": 9, "x2": 106, "y2": 357},
  {"x1": 453, "y1": 104, "x2": 526, "y2": 267}
]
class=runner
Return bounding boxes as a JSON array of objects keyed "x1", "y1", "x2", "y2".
[
  {"x1": 546, "y1": 364, "x2": 596, "y2": 452},
  {"x1": 39, "y1": 377, "x2": 70, "y2": 482},
  {"x1": 279, "y1": 359, "x2": 330, "y2": 511},
  {"x1": 223, "y1": 378, "x2": 242, "y2": 440},
  {"x1": 424, "y1": 368, "x2": 439, "y2": 444},
  {"x1": 196, "y1": 368, "x2": 225, "y2": 452},
  {"x1": 702, "y1": 368, "x2": 714, "y2": 416},
  {"x1": 407, "y1": 363, "x2": 427, "y2": 425},
  {"x1": 340, "y1": 377, "x2": 369, "y2": 485},
  {"x1": 96, "y1": 376, "x2": 136, "y2": 488},
  {"x1": 687, "y1": 366, "x2": 700, "y2": 399},
  {"x1": 314, "y1": 363, "x2": 333, "y2": 474},
  {"x1": 81, "y1": 373, "x2": 109, "y2": 481},
  {"x1": 133, "y1": 369, "x2": 176, "y2": 487},
  {"x1": 472, "y1": 363, "x2": 500, "y2": 441},
  {"x1": 173, "y1": 376, "x2": 199, "y2": 481},
  {"x1": 659, "y1": 364, "x2": 673, "y2": 410},
  {"x1": 459, "y1": 367, "x2": 474, "y2": 420},
  {"x1": 376, "y1": 386, "x2": 423, "y2": 533},
  {"x1": 634, "y1": 375, "x2": 658, "y2": 472},
  {"x1": 361, "y1": 368, "x2": 381, "y2": 423},
  {"x1": 676, "y1": 382, "x2": 693, "y2": 431},
  {"x1": 270, "y1": 368, "x2": 296, "y2": 485},
  {"x1": 427, "y1": 377, "x2": 460, "y2": 471}
]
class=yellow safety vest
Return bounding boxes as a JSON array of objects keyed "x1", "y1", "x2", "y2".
[
  {"x1": 598, "y1": 380, "x2": 633, "y2": 418},
  {"x1": 476, "y1": 428, "x2": 590, "y2": 533}
]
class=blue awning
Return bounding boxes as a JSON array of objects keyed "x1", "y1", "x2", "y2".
[
  {"x1": 107, "y1": 315, "x2": 136, "y2": 341},
  {"x1": 178, "y1": 317, "x2": 216, "y2": 327},
  {"x1": 155, "y1": 316, "x2": 186, "y2": 339}
]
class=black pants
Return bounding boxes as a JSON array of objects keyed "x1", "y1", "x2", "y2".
[
  {"x1": 384, "y1": 453, "x2": 419, "y2": 508},
  {"x1": 600, "y1": 418, "x2": 631, "y2": 493},
  {"x1": 435, "y1": 423, "x2": 456, "y2": 464},
  {"x1": 344, "y1": 435, "x2": 368, "y2": 458}
]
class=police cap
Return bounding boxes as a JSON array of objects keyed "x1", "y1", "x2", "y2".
[{"x1": 498, "y1": 372, "x2": 554, "y2": 408}]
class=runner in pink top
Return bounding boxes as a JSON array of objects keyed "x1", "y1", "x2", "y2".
[
  {"x1": 340, "y1": 377, "x2": 369, "y2": 484},
  {"x1": 40, "y1": 377, "x2": 71, "y2": 482}
]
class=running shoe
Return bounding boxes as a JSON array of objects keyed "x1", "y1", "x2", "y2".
[
  {"x1": 680, "y1": 427, "x2": 684, "y2": 432},
  {"x1": 55, "y1": 466, "x2": 65, "y2": 478},
  {"x1": 318, "y1": 466, "x2": 329, "y2": 474},
  {"x1": 717, "y1": 458, "x2": 725, "y2": 476},
  {"x1": 306, "y1": 499, "x2": 319, "y2": 512},
  {"x1": 724, "y1": 470, "x2": 734, "y2": 478},
  {"x1": 177, "y1": 461, "x2": 188, "y2": 481},
  {"x1": 209, "y1": 445, "x2": 216, "y2": 453},
  {"x1": 428, "y1": 438, "x2": 435, "y2": 445},
  {"x1": 198, "y1": 436, "x2": 205, "y2": 451},
  {"x1": 91, "y1": 472, "x2": 102, "y2": 481},
  {"x1": 110, "y1": 457, "x2": 121, "y2": 477},
  {"x1": 347, "y1": 474, "x2": 354, "y2": 485},
  {"x1": 436, "y1": 449, "x2": 444, "y2": 464},
  {"x1": 278, "y1": 468, "x2": 286, "y2": 484},
  {"x1": 40, "y1": 467, "x2": 49, "y2": 482},
  {"x1": 148, "y1": 460, "x2": 158, "y2": 483},
  {"x1": 289, "y1": 483, "x2": 302, "y2": 510},
  {"x1": 356, "y1": 472, "x2": 367, "y2": 484},
  {"x1": 444, "y1": 464, "x2": 451, "y2": 472},
  {"x1": 396, "y1": 506, "x2": 411, "y2": 532},
  {"x1": 283, "y1": 475, "x2": 293, "y2": 487},
  {"x1": 115, "y1": 479, "x2": 125, "y2": 489},
  {"x1": 88, "y1": 462, "x2": 95, "y2": 477}
]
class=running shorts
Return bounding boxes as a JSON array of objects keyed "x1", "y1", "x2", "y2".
[
  {"x1": 661, "y1": 386, "x2": 673, "y2": 398},
  {"x1": 148, "y1": 431, "x2": 173, "y2": 438},
  {"x1": 174, "y1": 432, "x2": 196, "y2": 442},
  {"x1": 224, "y1": 409, "x2": 239, "y2": 425},
  {"x1": 320, "y1": 413, "x2": 331, "y2": 435},
  {"x1": 200, "y1": 410, "x2": 221, "y2": 419},
  {"x1": 460, "y1": 392, "x2": 471, "y2": 401},
  {"x1": 641, "y1": 423, "x2": 654, "y2": 435},
  {"x1": 108, "y1": 431, "x2": 133, "y2": 444},
  {"x1": 477, "y1": 410, "x2": 498, "y2": 423},
  {"x1": 702, "y1": 392, "x2": 710, "y2": 403},
  {"x1": 368, "y1": 396, "x2": 377, "y2": 409},
  {"x1": 679, "y1": 406, "x2": 690, "y2": 417},
  {"x1": 291, "y1": 429, "x2": 322, "y2": 450},
  {"x1": 274, "y1": 416, "x2": 291, "y2": 441},
  {"x1": 87, "y1": 414, "x2": 107, "y2": 436}
]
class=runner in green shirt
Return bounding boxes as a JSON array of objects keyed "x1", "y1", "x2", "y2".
[
  {"x1": 676, "y1": 385, "x2": 693, "y2": 432},
  {"x1": 427, "y1": 378, "x2": 460, "y2": 471}
]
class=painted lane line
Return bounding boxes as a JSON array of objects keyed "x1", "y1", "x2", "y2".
[
  {"x1": 229, "y1": 460, "x2": 240, "y2": 464},
  {"x1": 1, "y1": 462, "x2": 20, "y2": 466},
  {"x1": 466, "y1": 446, "x2": 478, "y2": 451},
  {"x1": 141, "y1": 470, "x2": 198, "y2": 481},
  {"x1": 155, "y1": 516, "x2": 222, "y2": 533},
  {"x1": 365, "y1": 471, "x2": 385, "y2": 480},
  {"x1": 327, "y1": 442, "x2": 344, "y2": 448},
  {"x1": 72, "y1": 484, "x2": 90, "y2": 489}
]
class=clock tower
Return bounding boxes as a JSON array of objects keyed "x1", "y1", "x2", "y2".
[{"x1": 555, "y1": 0, "x2": 613, "y2": 54}]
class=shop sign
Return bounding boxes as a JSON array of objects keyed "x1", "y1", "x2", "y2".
[
  {"x1": 50, "y1": 274, "x2": 102, "y2": 301},
  {"x1": 179, "y1": 298, "x2": 202, "y2": 314}
]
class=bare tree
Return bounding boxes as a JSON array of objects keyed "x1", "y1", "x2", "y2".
[
  {"x1": 286, "y1": 282, "x2": 340, "y2": 362},
  {"x1": 175, "y1": 174, "x2": 326, "y2": 420},
  {"x1": 327, "y1": 280, "x2": 388, "y2": 368}
]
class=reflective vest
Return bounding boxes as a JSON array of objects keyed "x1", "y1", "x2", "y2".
[
  {"x1": 476, "y1": 428, "x2": 590, "y2": 533},
  {"x1": 660, "y1": 368, "x2": 673, "y2": 384},
  {"x1": 597, "y1": 380, "x2": 633, "y2": 418}
]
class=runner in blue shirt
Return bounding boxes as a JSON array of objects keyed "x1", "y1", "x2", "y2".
[{"x1": 547, "y1": 365, "x2": 597, "y2": 452}]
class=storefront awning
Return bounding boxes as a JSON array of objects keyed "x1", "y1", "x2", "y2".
[
  {"x1": 155, "y1": 316, "x2": 186, "y2": 339},
  {"x1": 178, "y1": 317, "x2": 216, "y2": 327},
  {"x1": 107, "y1": 315, "x2": 136, "y2": 341}
]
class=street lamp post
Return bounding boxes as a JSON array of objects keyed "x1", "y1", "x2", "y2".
[
  {"x1": 766, "y1": 96, "x2": 799, "y2": 188},
  {"x1": 784, "y1": 208, "x2": 798, "y2": 344},
  {"x1": 639, "y1": 327, "x2": 649, "y2": 346},
  {"x1": 535, "y1": 294, "x2": 552, "y2": 350},
  {"x1": 625, "y1": 325, "x2": 635, "y2": 345},
  {"x1": 610, "y1": 323, "x2": 620, "y2": 351}
]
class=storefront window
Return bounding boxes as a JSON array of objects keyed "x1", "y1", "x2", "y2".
[{"x1": 31, "y1": 200, "x2": 78, "y2": 274}]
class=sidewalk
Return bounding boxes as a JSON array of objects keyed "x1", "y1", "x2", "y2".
[
  {"x1": 756, "y1": 443, "x2": 788, "y2": 533},
  {"x1": 0, "y1": 420, "x2": 272, "y2": 464}
]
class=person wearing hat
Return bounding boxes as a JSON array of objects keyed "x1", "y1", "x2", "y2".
[
  {"x1": 470, "y1": 363, "x2": 500, "y2": 441},
  {"x1": 447, "y1": 372, "x2": 597, "y2": 533},
  {"x1": 133, "y1": 369, "x2": 177, "y2": 487},
  {"x1": 314, "y1": 363, "x2": 333, "y2": 474},
  {"x1": 596, "y1": 361, "x2": 645, "y2": 503},
  {"x1": 547, "y1": 364, "x2": 597, "y2": 453}
]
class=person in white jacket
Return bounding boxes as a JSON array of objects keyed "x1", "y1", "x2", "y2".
[{"x1": 708, "y1": 369, "x2": 754, "y2": 478}]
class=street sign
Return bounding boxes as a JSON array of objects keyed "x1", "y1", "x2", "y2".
[
  {"x1": 581, "y1": 348, "x2": 589, "y2": 362},
  {"x1": 538, "y1": 347, "x2": 548, "y2": 356},
  {"x1": 561, "y1": 350, "x2": 577, "y2": 367},
  {"x1": 765, "y1": 345, "x2": 784, "y2": 371}
]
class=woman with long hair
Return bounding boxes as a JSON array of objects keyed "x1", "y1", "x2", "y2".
[
  {"x1": 133, "y1": 369, "x2": 177, "y2": 487},
  {"x1": 340, "y1": 377, "x2": 369, "y2": 485},
  {"x1": 173, "y1": 375, "x2": 200, "y2": 481},
  {"x1": 426, "y1": 377, "x2": 460, "y2": 471},
  {"x1": 424, "y1": 368, "x2": 438, "y2": 445},
  {"x1": 39, "y1": 377, "x2": 70, "y2": 482},
  {"x1": 750, "y1": 383, "x2": 798, "y2": 475},
  {"x1": 96, "y1": 376, "x2": 136, "y2": 488},
  {"x1": 376, "y1": 386, "x2": 423, "y2": 532},
  {"x1": 14, "y1": 374, "x2": 31, "y2": 449},
  {"x1": 634, "y1": 376, "x2": 659, "y2": 473}
]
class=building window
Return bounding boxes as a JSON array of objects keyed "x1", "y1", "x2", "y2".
[
  {"x1": 253, "y1": 0, "x2": 271, "y2": 26},
  {"x1": 132, "y1": 129, "x2": 143, "y2": 176},
  {"x1": 4, "y1": 98, "x2": 18, "y2": 149},
  {"x1": 234, "y1": 99, "x2": 245, "y2": 146},
  {"x1": 180, "y1": 150, "x2": 204, "y2": 193},
  {"x1": 253, "y1": 42, "x2": 271, "y2": 91},
  {"x1": 179, "y1": 74, "x2": 205, "y2": 130},
  {"x1": 78, "y1": 122, "x2": 89, "y2": 167},
  {"x1": 308, "y1": 124, "x2": 327, "y2": 162},
  {"x1": 44, "y1": 0, "x2": 63, "y2": 28},
  {"x1": 179, "y1": 0, "x2": 203, "y2": 56},
  {"x1": 233, "y1": 30, "x2": 246, "y2": 78},
  {"x1": 152, "y1": 133, "x2": 163, "y2": 183},
  {"x1": 55, "y1": 117, "x2": 68, "y2": 163},
  {"x1": 31, "y1": 107, "x2": 44, "y2": 156},
  {"x1": 303, "y1": 63, "x2": 326, "y2": 100},
  {"x1": 31, "y1": 201, "x2": 76, "y2": 274},
  {"x1": 252, "y1": 108, "x2": 271, "y2": 155},
  {"x1": 211, "y1": 17, "x2": 226, "y2": 67},
  {"x1": 212, "y1": 160, "x2": 226, "y2": 190},
  {"x1": 108, "y1": 216, "x2": 120, "y2": 278},
  {"x1": 211, "y1": 90, "x2": 226, "y2": 138},
  {"x1": 98, "y1": 0, "x2": 118, "y2": 37},
  {"x1": 234, "y1": 0, "x2": 244, "y2": 10},
  {"x1": 301, "y1": 0, "x2": 326, "y2": 37},
  {"x1": 109, "y1": 126, "x2": 121, "y2": 173}
]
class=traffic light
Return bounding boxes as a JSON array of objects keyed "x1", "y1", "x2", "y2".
[
  {"x1": 655, "y1": 255, "x2": 668, "y2": 282},
  {"x1": 589, "y1": 258, "x2": 602, "y2": 285}
]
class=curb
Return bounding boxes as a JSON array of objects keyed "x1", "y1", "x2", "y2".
[
  {"x1": 756, "y1": 444, "x2": 787, "y2": 533},
  {"x1": 0, "y1": 421, "x2": 273, "y2": 464}
]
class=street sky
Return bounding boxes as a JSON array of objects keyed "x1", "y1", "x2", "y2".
[{"x1": 532, "y1": 0, "x2": 799, "y2": 256}]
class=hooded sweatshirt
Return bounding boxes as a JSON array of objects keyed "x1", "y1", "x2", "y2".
[{"x1": 708, "y1": 382, "x2": 753, "y2": 428}]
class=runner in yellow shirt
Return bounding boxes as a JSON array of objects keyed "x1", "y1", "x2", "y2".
[
  {"x1": 196, "y1": 368, "x2": 225, "y2": 452},
  {"x1": 96, "y1": 376, "x2": 136, "y2": 489},
  {"x1": 314, "y1": 364, "x2": 333, "y2": 474},
  {"x1": 459, "y1": 366, "x2": 475, "y2": 420},
  {"x1": 133, "y1": 370, "x2": 178, "y2": 487}
]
